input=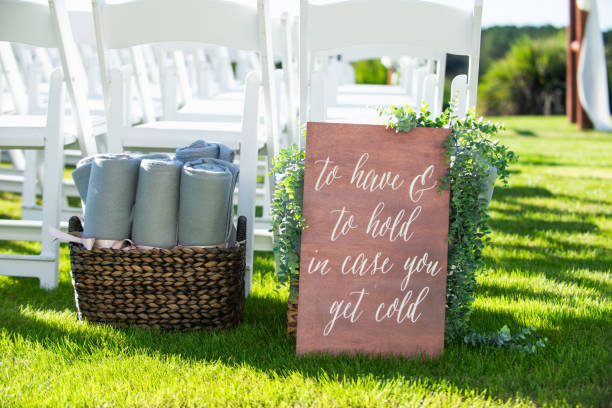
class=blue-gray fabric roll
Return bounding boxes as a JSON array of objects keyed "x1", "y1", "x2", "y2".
[
  {"x1": 131, "y1": 159, "x2": 182, "y2": 248},
  {"x1": 133, "y1": 152, "x2": 173, "y2": 162},
  {"x1": 72, "y1": 155, "x2": 97, "y2": 203},
  {"x1": 178, "y1": 158, "x2": 239, "y2": 246},
  {"x1": 175, "y1": 140, "x2": 235, "y2": 164},
  {"x1": 83, "y1": 155, "x2": 140, "y2": 239},
  {"x1": 72, "y1": 153, "x2": 173, "y2": 203}
]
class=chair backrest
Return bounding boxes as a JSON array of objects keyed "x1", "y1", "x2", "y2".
[
  {"x1": 67, "y1": 1, "x2": 97, "y2": 46},
  {"x1": 96, "y1": 0, "x2": 261, "y2": 51},
  {"x1": 0, "y1": 0, "x2": 57, "y2": 48},
  {"x1": 0, "y1": 0, "x2": 98, "y2": 156},
  {"x1": 94, "y1": 0, "x2": 272, "y2": 141},
  {"x1": 300, "y1": 0, "x2": 483, "y2": 126},
  {"x1": 93, "y1": 0, "x2": 278, "y2": 155}
]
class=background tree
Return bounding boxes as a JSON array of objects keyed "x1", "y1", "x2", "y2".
[{"x1": 478, "y1": 33, "x2": 566, "y2": 115}]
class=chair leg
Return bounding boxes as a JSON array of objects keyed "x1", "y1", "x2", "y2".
[
  {"x1": 107, "y1": 67, "x2": 131, "y2": 153},
  {"x1": 38, "y1": 70, "x2": 66, "y2": 289},
  {"x1": 38, "y1": 268, "x2": 59, "y2": 290},
  {"x1": 262, "y1": 160, "x2": 272, "y2": 219},
  {"x1": 21, "y1": 150, "x2": 38, "y2": 215},
  {"x1": 238, "y1": 72, "x2": 261, "y2": 296}
]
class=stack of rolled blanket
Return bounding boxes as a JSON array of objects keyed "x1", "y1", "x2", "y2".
[{"x1": 71, "y1": 140, "x2": 239, "y2": 249}]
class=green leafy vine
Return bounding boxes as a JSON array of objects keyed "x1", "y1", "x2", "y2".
[
  {"x1": 270, "y1": 143, "x2": 305, "y2": 301},
  {"x1": 270, "y1": 105, "x2": 547, "y2": 353}
]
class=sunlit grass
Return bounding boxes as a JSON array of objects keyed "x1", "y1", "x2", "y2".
[{"x1": 0, "y1": 116, "x2": 610, "y2": 407}]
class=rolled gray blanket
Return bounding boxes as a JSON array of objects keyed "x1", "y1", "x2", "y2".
[
  {"x1": 72, "y1": 155, "x2": 97, "y2": 203},
  {"x1": 83, "y1": 155, "x2": 140, "y2": 239},
  {"x1": 175, "y1": 139, "x2": 235, "y2": 164},
  {"x1": 133, "y1": 152, "x2": 173, "y2": 161},
  {"x1": 72, "y1": 153, "x2": 172, "y2": 203},
  {"x1": 178, "y1": 158, "x2": 239, "y2": 246},
  {"x1": 131, "y1": 159, "x2": 182, "y2": 248}
]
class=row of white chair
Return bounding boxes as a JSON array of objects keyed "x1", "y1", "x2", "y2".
[
  {"x1": 300, "y1": 0, "x2": 482, "y2": 137},
  {"x1": 0, "y1": 0, "x2": 484, "y2": 295}
]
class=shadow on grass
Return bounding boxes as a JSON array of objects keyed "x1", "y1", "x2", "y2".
[
  {"x1": 1, "y1": 259, "x2": 610, "y2": 407},
  {"x1": 492, "y1": 203, "x2": 612, "y2": 220},
  {"x1": 492, "y1": 185, "x2": 554, "y2": 199},
  {"x1": 475, "y1": 278, "x2": 612, "y2": 312},
  {"x1": 512, "y1": 128, "x2": 536, "y2": 137},
  {"x1": 486, "y1": 253, "x2": 612, "y2": 291},
  {"x1": 489, "y1": 186, "x2": 611, "y2": 233},
  {"x1": 489, "y1": 217, "x2": 598, "y2": 235},
  {"x1": 0, "y1": 187, "x2": 609, "y2": 405},
  {"x1": 1, "y1": 283, "x2": 609, "y2": 406},
  {"x1": 513, "y1": 156, "x2": 612, "y2": 169}
]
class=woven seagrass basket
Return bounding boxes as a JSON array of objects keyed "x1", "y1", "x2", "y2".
[
  {"x1": 68, "y1": 216, "x2": 246, "y2": 331},
  {"x1": 287, "y1": 275, "x2": 299, "y2": 336}
]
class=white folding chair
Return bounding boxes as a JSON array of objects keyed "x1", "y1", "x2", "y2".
[
  {"x1": 66, "y1": 0, "x2": 159, "y2": 126},
  {"x1": 0, "y1": 69, "x2": 65, "y2": 290},
  {"x1": 300, "y1": 0, "x2": 483, "y2": 137},
  {"x1": 0, "y1": 42, "x2": 27, "y2": 170},
  {"x1": 150, "y1": 43, "x2": 276, "y2": 253},
  {"x1": 93, "y1": 0, "x2": 278, "y2": 296},
  {"x1": 0, "y1": 0, "x2": 110, "y2": 226},
  {"x1": 0, "y1": 0, "x2": 75, "y2": 289},
  {"x1": 1, "y1": 0, "x2": 99, "y2": 157},
  {"x1": 158, "y1": 45, "x2": 247, "y2": 123},
  {"x1": 159, "y1": 42, "x2": 282, "y2": 221},
  {"x1": 327, "y1": 52, "x2": 445, "y2": 117},
  {"x1": 274, "y1": 12, "x2": 299, "y2": 147}
]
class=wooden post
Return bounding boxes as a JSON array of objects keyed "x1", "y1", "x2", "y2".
[
  {"x1": 567, "y1": 0, "x2": 594, "y2": 129},
  {"x1": 575, "y1": 6, "x2": 593, "y2": 130},
  {"x1": 387, "y1": 67, "x2": 395, "y2": 85},
  {"x1": 567, "y1": 0, "x2": 577, "y2": 123}
]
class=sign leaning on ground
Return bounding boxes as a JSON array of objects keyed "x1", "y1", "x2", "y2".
[{"x1": 296, "y1": 123, "x2": 451, "y2": 358}]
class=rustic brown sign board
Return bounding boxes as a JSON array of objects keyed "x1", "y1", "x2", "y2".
[{"x1": 296, "y1": 123, "x2": 451, "y2": 359}]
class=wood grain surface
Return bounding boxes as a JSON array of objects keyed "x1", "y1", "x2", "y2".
[{"x1": 296, "y1": 123, "x2": 451, "y2": 359}]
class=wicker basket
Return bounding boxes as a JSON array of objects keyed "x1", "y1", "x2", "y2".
[
  {"x1": 68, "y1": 216, "x2": 246, "y2": 331},
  {"x1": 287, "y1": 275, "x2": 299, "y2": 336}
]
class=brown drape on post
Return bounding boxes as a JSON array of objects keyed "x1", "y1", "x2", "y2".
[{"x1": 567, "y1": 0, "x2": 594, "y2": 129}]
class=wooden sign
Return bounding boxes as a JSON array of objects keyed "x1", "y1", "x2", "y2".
[{"x1": 296, "y1": 123, "x2": 451, "y2": 358}]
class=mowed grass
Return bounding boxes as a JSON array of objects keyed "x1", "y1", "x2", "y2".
[{"x1": 0, "y1": 116, "x2": 610, "y2": 407}]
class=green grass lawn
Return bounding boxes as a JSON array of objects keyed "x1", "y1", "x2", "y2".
[{"x1": 1, "y1": 116, "x2": 610, "y2": 407}]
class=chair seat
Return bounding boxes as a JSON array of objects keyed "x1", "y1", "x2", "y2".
[
  {"x1": 122, "y1": 120, "x2": 244, "y2": 150},
  {"x1": 1, "y1": 91, "x2": 15, "y2": 114},
  {"x1": 0, "y1": 114, "x2": 77, "y2": 147},
  {"x1": 326, "y1": 84, "x2": 417, "y2": 124},
  {"x1": 0, "y1": 112, "x2": 106, "y2": 147},
  {"x1": 87, "y1": 98, "x2": 149, "y2": 125},
  {"x1": 335, "y1": 90, "x2": 416, "y2": 108},
  {"x1": 139, "y1": 120, "x2": 242, "y2": 132},
  {"x1": 178, "y1": 97, "x2": 244, "y2": 122},
  {"x1": 209, "y1": 89, "x2": 245, "y2": 101},
  {"x1": 337, "y1": 84, "x2": 410, "y2": 95},
  {"x1": 0, "y1": 219, "x2": 68, "y2": 242},
  {"x1": 88, "y1": 113, "x2": 107, "y2": 135},
  {"x1": 0, "y1": 114, "x2": 48, "y2": 127},
  {"x1": 326, "y1": 106, "x2": 386, "y2": 125}
]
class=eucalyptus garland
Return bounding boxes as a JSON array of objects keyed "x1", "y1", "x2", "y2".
[
  {"x1": 270, "y1": 144, "x2": 305, "y2": 301},
  {"x1": 270, "y1": 105, "x2": 547, "y2": 353}
]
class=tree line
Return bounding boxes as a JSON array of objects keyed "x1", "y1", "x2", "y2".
[{"x1": 352, "y1": 25, "x2": 612, "y2": 116}]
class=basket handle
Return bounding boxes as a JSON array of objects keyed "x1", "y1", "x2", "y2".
[
  {"x1": 69, "y1": 216, "x2": 83, "y2": 234},
  {"x1": 237, "y1": 216, "x2": 247, "y2": 243}
]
